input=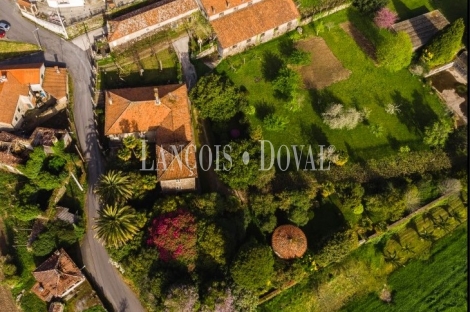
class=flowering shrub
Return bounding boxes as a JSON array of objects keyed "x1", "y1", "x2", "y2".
[
  {"x1": 374, "y1": 8, "x2": 398, "y2": 29},
  {"x1": 147, "y1": 209, "x2": 197, "y2": 264}
]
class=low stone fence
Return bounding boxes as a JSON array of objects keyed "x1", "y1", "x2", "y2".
[
  {"x1": 424, "y1": 62, "x2": 455, "y2": 77},
  {"x1": 300, "y1": 3, "x2": 352, "y2": 25}
]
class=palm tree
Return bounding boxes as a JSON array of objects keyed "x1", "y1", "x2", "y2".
[
  {"x1": 94, "y1": 170, "x2": 133, "y2": 204},
  {"x1": 93, "y1": 204, "x2": 141, "y2": 248},
  {"x1": 383, "y1": 250, "x2": 402, "y2": 268},
  {"x1": 418, "y1": 227, "x2": 436, "y2": 242}
]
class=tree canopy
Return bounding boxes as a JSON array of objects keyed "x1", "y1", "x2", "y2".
[
  {"x1": 189, "y1": 74, "x2": 246, "y2": 122},
  {"x1": 230, "y1": 241, "x2": 274, "y2": 291}
]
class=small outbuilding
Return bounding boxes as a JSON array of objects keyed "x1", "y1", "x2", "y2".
[{"x1": 271, "y1": 225, "x2": 308, "y2": 259}]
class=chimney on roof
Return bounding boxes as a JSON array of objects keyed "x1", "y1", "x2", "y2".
[
  {"x1": 107, "y1": 91, "x2": 112, "y2": 105},
  {"x1": 154, "y1": 87, "x2": 161, "y2": 105},
  {"x1": 226, "y1": 0, "x2": 230, "y2": 8},
  {"x1": 54, "y1": 66, "x2": 60, "y2": 74},
  {"x1": 211, "y1": 6, "x2": 215, "y2": 13}
]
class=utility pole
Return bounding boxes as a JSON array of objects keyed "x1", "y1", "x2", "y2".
[
  {"x1": 32, "y1": 28, "x2": 42, "y2": 50},
  {"x1": 57, "y1": 8, "x2": 68, "y2": 39}
]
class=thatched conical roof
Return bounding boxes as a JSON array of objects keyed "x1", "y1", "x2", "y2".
[{"x1": 271, "y1": 225, "x2": 307, "y2": 259}]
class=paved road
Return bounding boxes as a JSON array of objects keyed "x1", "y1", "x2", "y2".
[{"x1": 0, "y1": 2, "x2": 145, "y2": 312}]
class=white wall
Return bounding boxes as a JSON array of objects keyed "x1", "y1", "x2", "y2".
[
  {"x1": 109, "y1": 8, "x2": 198, "y2": 49},
  {"x1": 220, "y1": 19, "x2": 298, "y2": 57},
  {"x1": 46, "y1": 0, "x2": 84, "y2": 8}
]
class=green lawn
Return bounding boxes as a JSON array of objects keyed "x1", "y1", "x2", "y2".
[
  {"x1": 100, "y1": 49, "x2": 179, "y2": 89},
  {"x1": 341, "y1": 224, "x2": 467, "y2": 312},
  {"x1": 0, "y1": 41, "x2": 39, "y2": 62},
  {"x1": 216, "y1": 9, "x2": 448, "y2": 161}
]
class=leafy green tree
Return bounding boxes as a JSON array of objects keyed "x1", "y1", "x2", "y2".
[
  {"x1": 230, "y1": 241, "x2": 274, "y2": 291},
  {"x1": 279, "y1": 191, "x2": 314, "y2": 226},
  {"x1": 217, "y1": 140, "x2": 275, "y2": 190},
  {"x1": 364, "y1": 183, "x2": 406, "y2": 222},
  {"x1": 94, "y1": 170, "x2": 133, "y2": 204},
  {"x1": 198, "y1": 223, "x2": 228, "y2": 266},
  {"x1": 128, "y1": 172, "x2": 156, "y2": 200},
  {"x1": 32, "y1": 220, "x2": 82, "y2": 256},
  {"x1": 376, "y1": 31, "x2": 412, "y2": 72},
  {"x1": 189, "y1": 74, "x2": 246, "y2": 121},
  {"x1": 11, "y1": 204, "x2": 42, "y2": 221},
  {"x1": 263, "y1": 114, "x2": 289, "y2": 131},
  {"x1": 249, "y1": 194, "x2": 279, "y2": 233},
  {"x1": 272, "y1": 67, "x2": 300, "y2": 100},
  {"x1": 94, "y1": 204, "x2": 142, "y2": 248},
  {"x1": 314, "y1": 230, "x2": 358, "y2": 267},
  {"x1": 424, "y1": 121, "x2": 453, "y2": 148},
  {"x1": 422, "y1": 19, "x2": 465, "y2": 67},
  {"x1": 352, "y1": 0, "x2": 389, "y2": 13}
]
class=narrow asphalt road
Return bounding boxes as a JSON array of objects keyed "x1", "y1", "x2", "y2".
[{"x1": 0, "y1": 2, "x2": 145, "y2": 311}]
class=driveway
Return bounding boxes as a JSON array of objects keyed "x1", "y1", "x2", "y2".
[
  {"x1": 0, "y1": 2, "x2": 145, "y2": 312},
  {"x1": 172, "y1": 36, "x2": 197, "y2": 90}
]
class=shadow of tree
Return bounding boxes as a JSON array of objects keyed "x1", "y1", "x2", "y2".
[
  {"x1": 278, "y1": 37, "x2": 295, "y2": 57},
  {"x1": 254, "y1": 100, "x2": 275, "y2": 120},
  {"x1": 391, "y1": 90, "x2": 438, "y2": 135},
  {"x1": 308, "y1": 89, "x2": 343, "y2": 114},
  {"x1": 261, "y1": 51, "x2": 284, "y2": 81},
  {"x1": 300, "y1": 123, "x2": 329, "y2": 146}
]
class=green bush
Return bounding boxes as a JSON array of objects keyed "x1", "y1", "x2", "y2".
[
  {"x1": 376, "y1": 31, "x2": 413, "y2": 72},
  {"x1": 21, "y1": 293, "x2": 47, "y2": 312},
  {"x1": 421, "y1": 18, "x2": 465, "y2": 67},
  {"x1": 230, "y1": 241, "x2": 274, "y2": 291}
]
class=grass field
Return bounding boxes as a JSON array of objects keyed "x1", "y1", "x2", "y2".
[
  {"x1": 216, "y1": 8, "x2": 448, "y2": 161},
  {"x1": 341, "y1": 224, "x2": 467, "y2": 312},
  {"x1": 100, "y1": 48, "x2": 179, "y2": 89},
  {"x1": 0, "y1": 41, "x2": 39, "y2": 62}
]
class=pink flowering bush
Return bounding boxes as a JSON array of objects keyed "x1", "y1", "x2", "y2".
[
  {"x1": 147, "y1": 209, "x2": 197, "y2": 264},
  {"x1": 374, "y1": 8, "x2": 398, "y2": 29}
]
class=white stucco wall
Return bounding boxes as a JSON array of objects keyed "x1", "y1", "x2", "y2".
[{"x1": 219, "y1": 19, "x2": 298, "y2": 57}]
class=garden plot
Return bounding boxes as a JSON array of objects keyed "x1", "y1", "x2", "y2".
[{"x1": 296, "y1": 37, "x2": 351, "y2": 89}]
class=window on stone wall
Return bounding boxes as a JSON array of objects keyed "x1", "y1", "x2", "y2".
[
  {"x1": 260, "y1": 33, "x2": 265, "y2": 37},
  {"x1": 246, "y1": 38, "x2": 251, "y2": 43},
  {"x1": 232, "y1": 44, "x2": 237, "y2": 49},
  {"x1": 287, "y1": 21, "x2": 292, "y2": 27},
  {"x1": 219, "y1": 12, "x2": 224, "y2": 17}
]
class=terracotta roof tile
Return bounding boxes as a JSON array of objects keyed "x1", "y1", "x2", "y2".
[
  {"x1": 210, "y1": 0, "x2": 300, "y2": 48},
  {"x1": 199, "y1": 0, "x2": 248, "y2": 17},
  {"x1": 0, "y1": 72, "x2": 30, "y2": 125},
  {"x1": 31, "y1": 249, "x2": 85, "y2": 302},
  {"x1": 17, "y1": 0, "x2": 32, "y2": 7},
  {"x1": 104, "y1": 84, "x2": 192, "y2": 141},
  {"x1": 108, "y1": 0, "x2": 198, "y2": 42},
  {"x1": 156, "y1": 141, "x2": 197, "y2": 180},
  {"x1": 0, "y1": 63, "x2": 42, "y2": 84},
  {"x1": 43, "y1": 67, "x2": 68, "y2": 100}
]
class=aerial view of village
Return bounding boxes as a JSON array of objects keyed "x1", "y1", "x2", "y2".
[{"x1": 0, "y1": 0, "x2": 467, "y2": 311}]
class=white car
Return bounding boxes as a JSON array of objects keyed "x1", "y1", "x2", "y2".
[{"x1": 0, "y1": 22, "x2": 10, "y2": 32}]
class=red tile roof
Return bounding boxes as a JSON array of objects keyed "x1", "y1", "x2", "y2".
[
  {"x1": 210, "y1": 0, "x2": 300, "y2": 49},
  {"x1": 104, "y1": 84, "x2": 192, "y2": 142},
  {"x1": 199, "y1": 0, "x2": 247, "y2": 17},
  {"x1": 0, "y1": 71, "x2": 30, "y2": 125},
  {"x1": 31, "y1": 249, "x2": 85, "y2": 302},
  {"x1": 156, "y1": 141, "x2": 198, "y2": 180},
  {"x1": 43, "y1": 67, "x2": 68, "y2": 100},
  {"x1": 108, "y1": 0, "x2": 198, "y2": 42}
]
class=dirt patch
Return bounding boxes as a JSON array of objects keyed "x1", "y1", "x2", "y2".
[
  {"x1": 296, "y1": 37, "x2": 351, "y2": 90},
  {"x1": 340, "y1": 22, "x2": 376, "y2": 62}
]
